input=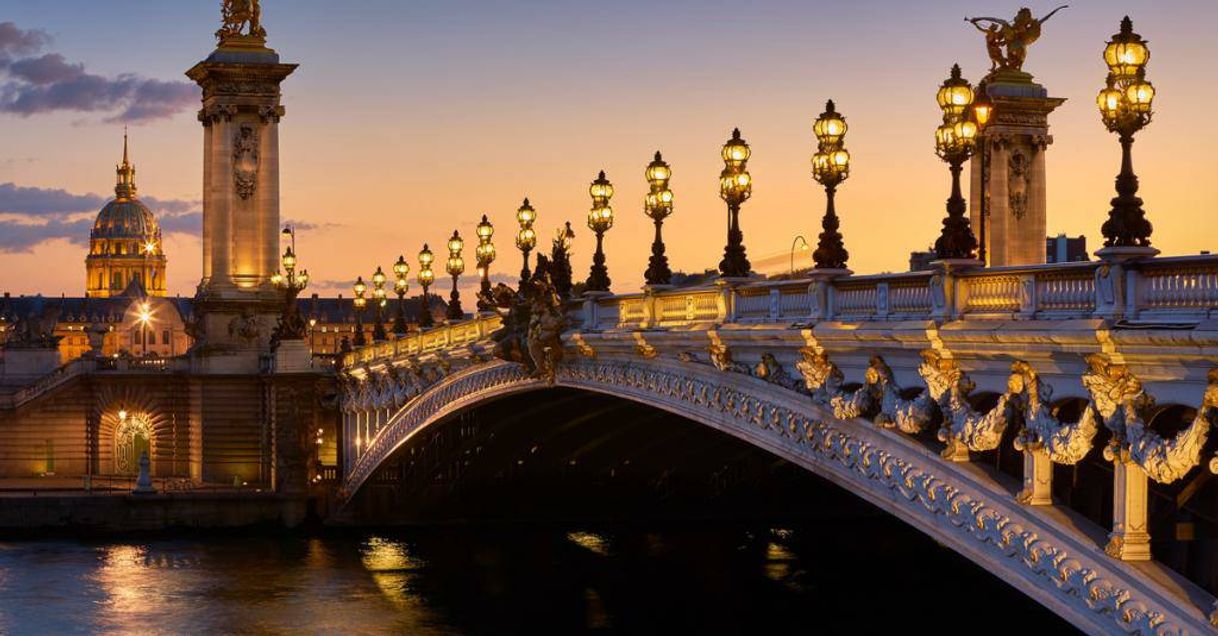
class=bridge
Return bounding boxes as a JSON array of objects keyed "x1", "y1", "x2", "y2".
[{"x1": 336, "y1": 254, "x2": 1218, "y2": 635}]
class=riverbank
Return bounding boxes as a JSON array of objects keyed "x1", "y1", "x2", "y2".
[{"x1": 0, "y1": 490, "x2": 312, "y2": 534}]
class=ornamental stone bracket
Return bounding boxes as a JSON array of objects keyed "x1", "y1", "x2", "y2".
[{"x1": 339, "y1": 357, "x2": 1217, "y2": 635}]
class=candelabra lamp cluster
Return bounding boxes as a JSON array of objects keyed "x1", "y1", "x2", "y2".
[
  {"x1": 475, "y1": 215, "x2": 496, "y2": 310},
  {"x1": 446, "y1": 231, "x2": 465, "y2": 320},
  {"x1": 271, "y1": 243, "x2": 310, "y2": 340},
  {"x1": 1098, "y1": 16, "x2": 1156, "y2": 249},
  {"x1": 810, "y1": 100, "x2": 851, "y2": 270},
  {"x1": 718, "y1": 129, "x2": 753, "y2": 278},
  {"x1": 932, "y1": 64, "x2": 981, "y2": 261},
  {"x1": 371, "y1": 266, "x2": 388, "y2": 342},
  {"x1": 585, "y1": 171, "x2": 614, "y2": 293},
  {"x1": 352, "y1": 276, "x2": 368, "y2": 346},
  {"x1": 417, "y1": 245, "x2": 435, "y2": 328},
  {"x1": 643, "y1": 152, "x2": 674, "y2": 286},
  {"x1": 515, "y1": 199, "x2": 537, "y2": 288},
  {"x1": 392, "y1": 255, "x2": 410, "y2": 337}
]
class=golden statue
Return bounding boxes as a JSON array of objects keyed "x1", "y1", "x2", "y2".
[
  {"x1": 966, "y1": 6, "x2": 1067, "y2": 75},
  {"x1": 217, "y1": 0, "x2": 266, "y2": 43}
]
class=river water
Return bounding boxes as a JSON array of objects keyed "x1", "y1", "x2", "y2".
[{"x1": 0, "y1": 521, "x2": 1069, "y2": 634}]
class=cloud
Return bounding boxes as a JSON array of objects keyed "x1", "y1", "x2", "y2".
[
  {"x1": 0, "y1": 22, "x2": 50, "y2": 62},
  {"x1": 158, "y1": 212, "x2": 202, "y2": 235},
  {"x1": 0, "y1": 22, "x2": 197, "y2": 124},
  {"x1": 0, "y1": 182, "x2": 201, "y2": 250},
  {"x1": 0, "y1": 182, "x2": 105, "y2": 216},
  {"x1": 284, "y1": 219, "x2": 345, "y2": 232},
  {"x1": 0, "y1": 217, "x2": 92, "y2": 253}
]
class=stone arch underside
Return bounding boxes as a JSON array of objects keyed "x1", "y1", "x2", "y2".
[{"x1": 342, "y1": 359, "x2": 1215, "y2": 635}]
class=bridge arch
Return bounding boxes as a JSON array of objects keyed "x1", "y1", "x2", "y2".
[{"x1": 342, "y1": 357, "x2": 1212, "y2": 634}]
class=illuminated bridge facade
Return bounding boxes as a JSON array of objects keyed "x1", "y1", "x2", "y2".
[{"x1": 337, "y1": 255, "x2": 1218, "y2": 634}]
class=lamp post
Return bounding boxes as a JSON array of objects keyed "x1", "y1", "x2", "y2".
[
  {"x1": 371, "y1": 266, "x2": 388, "y2": 342},
  {"x1": 352, "y1": 276, "x2": 367, "y2": 347},
  {"x1": 790, "y1": 235, "x2": 810, "y2": 274},
  {"x1": 271, "y1": 242, "x2": 310, "y2": 343},
  {"x1": 718, "y1": 128, "x2": 753, "y2": 278},
  {"x1": 811, "y1": 100, "x2": 851, "y2": 270},
  {"x1": 933, "y1": 64, "x2": 980, "y2": 261},
  {"x1": 1097, "y1": 16, "x2": 1155, "y2": 250},
  {"x1": 585, "y1": 171, "x2": 614, "y2": 293},
  {"x1": 392, "y1": 255, "x2": 410, "y2": 336},
  {"x1": 417, "y1": 245, "x2": 435, "y2": 328},
  {"x1": 515, "y1": 198, "x2": 537, "y2": 288},
  {"x1": 446, "y1": 231, "x2": 465, "y2": 320},
  {"x1": 971, "y1": 83, "x2": 995, "y2": 265},
  {"x1": 644, "y1": 152, "x2": 674, "y2": 286},
  {"x1": 475, "y1": 215, "x2": 496, "y2": 311}
]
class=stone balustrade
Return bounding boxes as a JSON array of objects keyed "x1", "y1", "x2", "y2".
[{"x1": 345, "y1": 254, "x2": 1218, "y2": 370}]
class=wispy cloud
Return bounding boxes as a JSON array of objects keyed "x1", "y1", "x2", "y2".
[{"x1": 0, "y1": 22, "x2": 197, "y2": 124}]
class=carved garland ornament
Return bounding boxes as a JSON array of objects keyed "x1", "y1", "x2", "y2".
[
  {"x1": 232, "y1": 125, "x2": 260, "y2": 200},
  {"x1": 341, "y1": 359, "x2": 1209, "y2": 634}
]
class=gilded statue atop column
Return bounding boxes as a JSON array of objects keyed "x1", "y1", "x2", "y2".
[
  {"x1": 966, "y1": 6, "x2": 1067, "y2": 77},
  {"x1": 217, "y1": 0, "x2": 266, "y2": 43}
]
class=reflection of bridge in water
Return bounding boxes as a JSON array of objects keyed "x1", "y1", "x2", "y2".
[{"x1": 337, "y1": 256, "x2": 1218, "y2": 634}]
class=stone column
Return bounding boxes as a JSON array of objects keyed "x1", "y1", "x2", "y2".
[
  {"x1": 1017, "y1": 446, "x2": 1053, "y2": 505},
  {"x1": 969, "y1": 79, "x2": 1064, "y2": 267},
  {"x1": 1107, "y1": 453, "x2": 1152, "y2": 561},
  {"x1": 187, "y1": 35, "x2": 296, "y2": 360}
]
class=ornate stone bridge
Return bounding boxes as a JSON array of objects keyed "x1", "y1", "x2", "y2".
[{"x1": 337, "y1": 256, "x2": 1218, "y2": 634}]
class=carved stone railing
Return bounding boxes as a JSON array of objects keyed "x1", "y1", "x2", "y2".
[
  {"x1": 1131, "y1": 256, "x2": 1218, "y2": 321},
  {"x1": 343, "y1": 255, "x2": 1218, "y2": 369},
  {"x1": 344, "y1": 314, "x2": 502, "y2": 366}
]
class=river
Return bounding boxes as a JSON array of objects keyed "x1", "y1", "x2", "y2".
[{"x1": 0, "y1": 520, "x2": 1070, "y2": 634}]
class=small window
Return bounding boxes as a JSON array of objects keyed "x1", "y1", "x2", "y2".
[{"x1": 162, "y1": 330, "x2": 170, "y2": 345}]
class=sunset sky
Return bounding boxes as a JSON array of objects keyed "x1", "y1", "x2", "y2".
[{"x1": 0, "y1": 0, "x2": 1215, "y2": 299}]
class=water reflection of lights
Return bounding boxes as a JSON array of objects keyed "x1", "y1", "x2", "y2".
[
  {"x1": 360, "y1": 537, "x2": 430, "y2": 615},
  {"x1": 96, "y1": 545, "x2": 154, "y2": 620},
  {"x1": 565, "y1": 532, "x2": 609, "y2": 557}
]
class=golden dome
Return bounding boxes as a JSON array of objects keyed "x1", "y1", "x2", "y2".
[{"x1": 90, "y1": 133, "x2": 162, "y2": 241}]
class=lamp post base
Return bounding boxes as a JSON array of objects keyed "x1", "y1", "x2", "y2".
[{"x1": 1095, "y1": 245, "x2": 1159, "y2": 262}]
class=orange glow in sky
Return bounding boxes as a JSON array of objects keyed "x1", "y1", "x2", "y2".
[{"x1": 0, "y1": 1, "x2": 1215, "y2": 298}]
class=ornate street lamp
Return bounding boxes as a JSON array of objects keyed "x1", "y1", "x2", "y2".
[
  {"x1": 971, "y1": 83, "x2": 995, "y2": 265},
  {"x1": 1097, "y1": 16, "x2": 1155, "y2": 249},
  {"x1": 644, "y1": 152, "x2": 674, "y2": 286},
  {"x1": 417, "y1": 245, "x2": 435, "y2": 328},
  {"x1": 718, "y1": 128, "x2": 753, "y2": 278},
  {"x1": 585, "y1": 170, "x2": 614, "y2": 293},
  {"x1": 446, "y1": 230, "x2": 465, "y2": 320},
  {"x1": 811, "y1": 100, "x2": 851, "y2": 270},
  {"x1": 933, "y1": 64, "x2": 980, "y2": 260},
  {"x1": 392, "y1": 255, "x2": 410, "y2": 336},
  {"x1": 272, "y1": 244, "x2": 310, "y2": 342},
  {"x1": 475, "y1": 215, "x2": 496, "y2": 310},
  {"x1": 515, "y1": 198, "x2": 537, "y2": 288},
  {"x1": 371, "y1": 266, "x2": 388, "y2": 342},
  {"x1": 352, "y1": 276, "x2": 368, "y2": 346}
]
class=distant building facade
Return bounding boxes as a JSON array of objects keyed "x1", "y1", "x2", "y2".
[
  {"x1": 0, "y1": 139, "x2": 445, "y2": 367},
  {"x1": 909, "y1": 235, "x2": 1089, "y2": 272},
  {"x1": 1045, "y1": 234, "x2": 1088, "y2": 263}
]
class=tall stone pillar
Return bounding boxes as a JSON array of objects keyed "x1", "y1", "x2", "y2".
[
  {"x1": 186, "y1": 19, "x2": 296, "y2": 366},
  {"x1": 970, "y1": 76, "x2": 1064, "y2": 267}
]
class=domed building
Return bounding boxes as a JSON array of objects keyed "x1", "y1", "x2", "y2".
[{"x1": 85, "y1": 135, "x2": 167, "y2": 298}]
